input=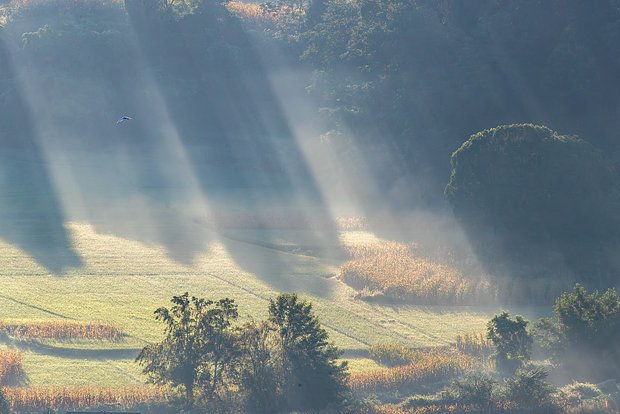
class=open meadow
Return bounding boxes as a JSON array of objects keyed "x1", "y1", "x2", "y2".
[{"x1": 0, "y1": 217, "x2": 512, "y2": 387}]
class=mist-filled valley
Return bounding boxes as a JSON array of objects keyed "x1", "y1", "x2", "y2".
[{"x1": 0, "y1": 0, "x2": 619, "y2": 413}]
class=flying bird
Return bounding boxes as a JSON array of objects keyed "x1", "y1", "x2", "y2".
[{"x1": 116, "y1": 116, "x2": 133, "y2": 124}]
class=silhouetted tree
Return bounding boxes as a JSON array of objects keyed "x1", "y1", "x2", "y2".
[
  {"x1": 487, "y1": 311, "x2": 532, "y2": 376},
  {"x1": 504, "y1": 367, "x2": 557, "y2": 411},
  {"x1": 235, "y1": 320, "x2": 286, "y2": 414},
  {"x1": 136, "y1": 293, "x2": 239, "y2": 410},
  {"x1": 269, "y1": 293, "x2": 348, "y2": 411},
  {"x1": 446, "y1": 124, "x2": 619, "y2": 282}
]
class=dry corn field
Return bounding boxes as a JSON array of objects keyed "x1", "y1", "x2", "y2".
[
  {"x1": 0, "y1": 351, "x2": 24, "y2": 386},
  {"x1": 341, "y1": 242, "x2": 494, "y2": 304},
  {"x1": 349, "y1": 350, "x2": 477, "y2": 393},
  {"x1": 3, "y1": 386, "x2": 167, "y2": 412},
  {"x1": 0, "y1": 320, "x2": 124, "y2": 340}
]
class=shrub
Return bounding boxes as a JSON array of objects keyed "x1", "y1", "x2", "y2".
[
  {"x1": 560, "y1": 382, "x2": 606, "y2": 409},
  {"x1": 503, "y1": 367, "x2": 558, "y2": 411},
  {"x1": 446, "y1": 371, "x2": 497, "y2": 408}
]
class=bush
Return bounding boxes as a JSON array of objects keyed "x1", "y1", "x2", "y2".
[
  {"x1": 560, "y1": 382, "x2": 606, "y2": 408},
  {"x1": 503, "y1": 367, "x2": 558, "y2": 411},
  {"x1": 446, "y1": 371, "x2": 497, "y2": 408}
]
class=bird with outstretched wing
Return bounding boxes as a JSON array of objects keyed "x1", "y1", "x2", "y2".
[{"x1": 116, "y1": 115, "x2": 133, "y2": 124}]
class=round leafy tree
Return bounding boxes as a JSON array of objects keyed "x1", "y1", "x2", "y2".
[{"x1": 446, "y1": 124, "x2": 618, "y2": 280}]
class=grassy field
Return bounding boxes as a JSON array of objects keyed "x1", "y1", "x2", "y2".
[{"x1": 0, "y1": 220, "x2": 511, "y2": 386}]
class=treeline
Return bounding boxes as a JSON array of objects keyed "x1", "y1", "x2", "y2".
[
  {"x1": 296, "y1": 0, "x2": 620, "y2": 206},
  {"x1": 273, "y1": 0, "x2": 620, "y2": 285}
]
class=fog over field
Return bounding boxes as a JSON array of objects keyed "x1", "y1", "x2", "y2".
[{"x1": 0, "y1": 1, "x2": 619, "y2": 413}]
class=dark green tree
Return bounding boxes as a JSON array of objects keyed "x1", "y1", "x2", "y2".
[
  {"x1": 235, "y1": 320, "x2": 286, "y2": 414},
  {"x1": 446, "y1": 124, "x2": 619, "y2": 282},
  {"x1": 269, "y1": 293, "x2": 348, "y2": 411},
  {"x1": 534, "y1": 284, "x2": 620, "y2": 380},
  {"x1": 136, "y1": 293, "x2": 239, "y2": 410},
  {"x1": 487, "y1": 311, "x2": 532, "y2": 376}
]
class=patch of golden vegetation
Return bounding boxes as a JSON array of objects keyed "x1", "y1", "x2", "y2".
[
  {"x1": 0, "y1": 320, "x2": 123, "y2": 340},
  {"x1": 350, "y1": 349, "x2": 476, "y2": 394},
  {"x1": 3, "y1": 386, "x2": 166, "y2": 412},
  {"x1": 341, "y1": 241, "x2": 494, "y2": 304}
]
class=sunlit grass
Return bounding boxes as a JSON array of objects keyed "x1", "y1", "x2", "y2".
[{"x1": 0, "y1": 222, "x2": 499, "y2": 385}]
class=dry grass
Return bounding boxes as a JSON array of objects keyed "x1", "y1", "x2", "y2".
[
  {"x1": 455, "y1": 332, "x2": 493, "y2": 359},
  {"x1": 3, "y1": 386, "x2": 166, "y2": 411},
  {"x1": 349, "y1": 349, "x2": 476, "y2": 394},
  {"x1": 341, "y1": 241, "x2": 494, "y2": 304},
  {"x1": 0, "y1": 351, "x2": 24, "y2": 386},
  {"x1": 0, "y1": 320, "x2": 123, "y2": 340}
]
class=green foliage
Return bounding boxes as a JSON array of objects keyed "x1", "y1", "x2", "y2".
[
  {"x1": 487, "y1": 311, "x2": 532, "y2": 376},
  {"x1": 534, "y1": 284, "x2": 620, "y2": 380},
  {"x1": 446, "y1": 371, "x2": 497, "y2": 408},
  {"x1": 368, "y1": 342, "x2": 415, "y2": 367},
  {"x1": 403, "y1": 368, "x2": 560, "y2": 412},
  {"x1": 136, "y1": 292, "x2": 349, "y2": 413},
  {"x1": 234, "y1": 320, "x2": 286, "y2": 414},
  {"x1": 136, "y1": 293, "x2": 239, "y2": 409},
  {"x1": 269, "y1": 293, "x2": 349, "y2": 411},
  {"x1": 503, "y1": 367, "x2": 558, "y2": 411},
  {"x1": 560, "y1": 382, "x2": 606, "y2": 409},
  {"x1": 554, "y1": 284, "x2": 620, "y2": 348},
  {"x1": 446, "y1": 124, "x2": 619, "y2": 282}
]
